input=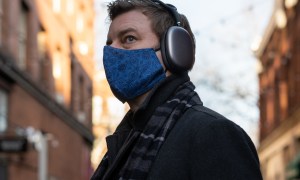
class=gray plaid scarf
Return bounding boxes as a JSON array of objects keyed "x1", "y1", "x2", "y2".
[{"x1": 92, "y1": 81, "x2": 201, "y2": 180}]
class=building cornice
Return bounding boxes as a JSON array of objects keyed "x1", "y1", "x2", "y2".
[
  {"x1": 254, "y1": 0, "x2": 285, "y2": 58},
  {"x1": 0, "y1": 52, "x2": 94, "y2": 146},
  {"x1": 254, "y1": 14, "x2": 276, "y2": 58}
]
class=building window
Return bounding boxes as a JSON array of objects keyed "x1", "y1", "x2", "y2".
[
  {"x1": 18, "y1": 2, "x2": 29, "y2": 70},
  {"x1": 53, "y1": 48, "x2": 62, "y2": 79},
  {"x1": 52, "y1": 0, "x2": 61, "y2": 13},
  {"x1": 66, "y1": 0, "x2": 74, "y2": 15},
  {"x1": 77, "y1": 76, "x2": 86, "y2": 123},
  {"x1": 38, "y1": 27, "x2": 46, "y2": 61},
  {"x1": 283, "y1": 145, "x2": 291, "y2": 165},
  {"x1": 76, "y1": 14, "x2": 84, "y2": 33},
  {"x1": 37, "y1": 27, "x2": 48, "y2": 86},
  {"x1": 0, "y1": 159, "x2": 7, "y2": 180},
  {"x1": 53, "y1": 47, "x2": 64, "y2": 104},
  {"x1": 295, "y1": 137, "x2": 300, "y2": 153},
  {"x1": 87, "y1": 86, "x2": 93, "y2": 124},
  {"x1": 0, "y1": 89, "x2": 7, "y2": 132},
  {"x1": 0, "y1": 0, "x2": 3, "y2": 45},
  {"x1": 79, "y1": 76, "x2": 84, "y2": 111},
  {"x1": 78, "y1": 42, "x2": 89, "y2": 55}
]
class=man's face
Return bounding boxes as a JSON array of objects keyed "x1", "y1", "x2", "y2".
[{"x1": 106, "y1": 9, "x2": 165, "y2": 68}]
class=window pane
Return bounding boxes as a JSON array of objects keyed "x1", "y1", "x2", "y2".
[
  {"x1": 0, "y1": 89, "x2": 7, "y2": 132},
  {"x1": 18, "y1": 4, "x2": 28, "y2": 70}
]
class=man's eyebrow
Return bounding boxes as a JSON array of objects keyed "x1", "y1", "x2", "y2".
[{"x1": 117, "y1": 27, "x2": 137, "y2": 38}]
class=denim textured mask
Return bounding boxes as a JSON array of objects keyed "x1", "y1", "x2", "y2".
[{"x1": 103, "y1": 46, "x2": 166, "y2": 102}]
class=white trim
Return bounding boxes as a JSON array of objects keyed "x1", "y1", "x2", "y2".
[{"x1": 254, "y1": 0, "x2": 283, "y2": 58}]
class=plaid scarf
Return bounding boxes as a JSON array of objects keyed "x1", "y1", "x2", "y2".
[{"x1": 93, "y1": 80, "x2": 201, "y2": 180}]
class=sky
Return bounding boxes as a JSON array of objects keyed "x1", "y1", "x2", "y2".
[{"x1": 94, "y1": 0, "x2": 274, "y2": 146}]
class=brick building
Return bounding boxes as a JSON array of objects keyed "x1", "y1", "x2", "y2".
[
  {"x1": 255, "y1": 0, "x2": 300, "y2": 179},
  {"x1": 0, "y1": 0, "x2": 95, "y2": 179}
]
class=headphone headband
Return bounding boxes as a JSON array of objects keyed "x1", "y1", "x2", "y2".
[{"x1": 152, "y1": 0, "x2": 181, "y2": 26}]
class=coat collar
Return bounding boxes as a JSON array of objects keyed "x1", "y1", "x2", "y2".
[{"x1": 127, "y1": 73, "x2": 190, "y2": 131}]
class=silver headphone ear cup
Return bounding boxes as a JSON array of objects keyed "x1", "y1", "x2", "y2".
[{"x1": 161, "y1": 26, "x2": 195, "y2": 74}]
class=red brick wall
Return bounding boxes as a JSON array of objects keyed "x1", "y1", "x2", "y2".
[
  {"x1": 8, "y1": 85, "x2": 91, "y2": 180},
  {"x1": 259, "y1": 3, "x2": 300, "y2": 141}
]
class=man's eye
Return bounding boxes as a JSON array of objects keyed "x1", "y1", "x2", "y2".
[{"x1": 124, "y1": 35, "x2": 136, "y2": 43}]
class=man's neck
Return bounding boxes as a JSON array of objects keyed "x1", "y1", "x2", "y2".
[
  {"x1": 127, "y1": 71, "x2": 172, "y2": 111},
  {"x1": 127, "y1": 91, "x2": 151, "y2": 112}
]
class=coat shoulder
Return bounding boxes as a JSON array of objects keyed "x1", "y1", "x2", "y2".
[{"x1": 181, "y1": 104, "x2": 236, "y2": 130}]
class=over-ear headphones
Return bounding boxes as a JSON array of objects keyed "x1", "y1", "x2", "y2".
[{"x1": 153, "y1": 0, "x2": 195, "y2": 74}]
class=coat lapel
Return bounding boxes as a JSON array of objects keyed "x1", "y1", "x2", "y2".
[{"x1": 102, "y1": 130, "x2": 140, "y2": 179}]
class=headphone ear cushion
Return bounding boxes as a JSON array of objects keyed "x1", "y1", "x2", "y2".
[{"x1": 161, "y1": 26, "x2": 195, "y2": 74}]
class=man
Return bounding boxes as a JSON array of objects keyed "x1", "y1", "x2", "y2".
[{"x1": 92, "y1": 0, "x2": 263, "y2": 179}]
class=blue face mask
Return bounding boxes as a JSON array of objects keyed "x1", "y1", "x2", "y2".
[{"x1": 103, "y1": 45, "x2": 166, "y2": 102}]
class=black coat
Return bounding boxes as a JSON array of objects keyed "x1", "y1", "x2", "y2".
[
  {"x1": 92, "y1": 74, "x2": 263, "y2": 180},
  {"x1": 147, "y1": 104, "x2": 262, "y2": 180}
]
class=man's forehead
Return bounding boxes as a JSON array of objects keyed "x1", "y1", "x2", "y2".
[{"x1": 108, "y1": 10, "x2": 151, "y2": 36}]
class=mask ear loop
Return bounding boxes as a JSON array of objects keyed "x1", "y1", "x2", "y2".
[
  {"x1": 164, "y1": 68, "x2": 168, "y2": 73},
  {"x1": 154, "y1": 47, "x2": 161, "y2": 52},
  {"x1": 154, "y1": 47, "x2": 168, "y2": 73}
]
